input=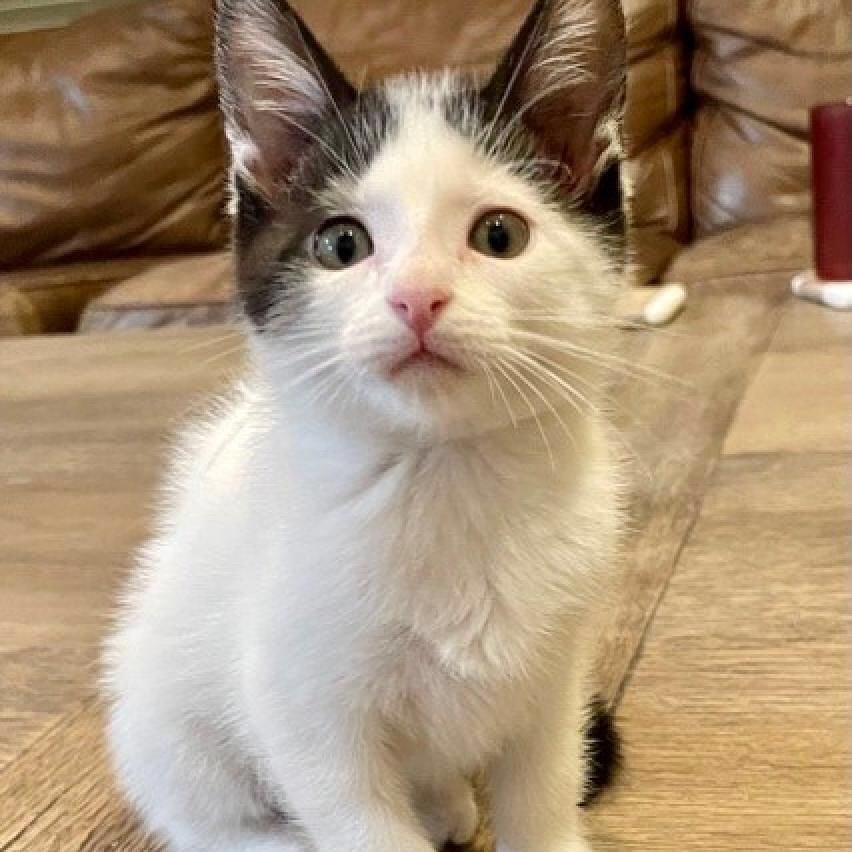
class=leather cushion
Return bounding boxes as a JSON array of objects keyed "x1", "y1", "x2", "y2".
[
  {"x1": 692, "y1": 107, "x2": 812, "y2": 237},
  {"x1": 295, "y1": 0, "x2": 528, "y2": 81},
  {"x1": 626, "y1": 124, "x2": 691, "y2": 284},
  {"x1": 625, "y1": 42, "x2": 687, "y2": 154},
  {"x1": 625, "y1": 0, "x2": 679, "y2": 48},
  {"x1": 0, "y1": 256, "x2": 187, "y2": 333},
  {"x1": 665, "y1": 216, "x2": 812, "y2": 285},
  {"x1": 0, "y1": 0, "x2": 227, "y2": 270},
  {"x1": 689, "y1": 0, "x2": 852, "y2": 236},
  {"x1": 78, "y1": 252, "x2": 234, "y2": 332},
  {"x1": 0, "y1": 284, "x2": 42, "y2": 336},
  {"x1": 623, "y1": 0, "x2": 689, "y2": 281}
]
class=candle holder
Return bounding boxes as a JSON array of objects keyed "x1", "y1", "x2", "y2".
[{"x1": 792, "y1": 100, "x2": 852, "y2": 310}]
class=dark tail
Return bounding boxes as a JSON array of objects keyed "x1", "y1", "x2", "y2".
[{"x1": 580, "y1": 697, "x2": 621, "y2": 806}]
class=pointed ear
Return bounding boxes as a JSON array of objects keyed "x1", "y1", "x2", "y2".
[
  {"x1": 485, "y1": 0, "x2": 626, "y2": 200},
  {"x1": 215, "y1": 0, "x2": 355, "y2": 203}
]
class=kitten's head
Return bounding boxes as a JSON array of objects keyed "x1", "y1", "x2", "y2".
[{"x1": 216, "y1": 0, "x2": 627, "y2": 439}]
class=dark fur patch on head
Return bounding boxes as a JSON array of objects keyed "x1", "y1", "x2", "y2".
[
  {"x1": 216, "y1": 0, "x2": 399, "y2": 330},
  {"x1": 233, "y1": 89, "x2": 398, "y2": 330},
  {"x1": 587, "y1": 160, "x2": 627, "y2": 238},
  {"x1": 581, "y1": 696, "x2": 622, "y2": 805},
  {"x1": 441, "y1": 82, "x2": 627, "y2": 260},
  {"x1": 472, "y1": 0, "x2": 627, "y2": 227}
]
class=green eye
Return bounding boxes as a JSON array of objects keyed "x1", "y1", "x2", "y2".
[
  {"x1": 313, "y1": 218, "x2": 373, "y2": 269},
  {"x1": 469, "y1": 210, "x2": 529, "y2": 258}
]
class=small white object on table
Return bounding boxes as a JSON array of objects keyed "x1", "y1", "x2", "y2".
[
  {"x1": 618, "y1": 283, "x2": 687, "y2": 328},
  {"x1": 791, "y1": 270, "x2": 852, "y2": 311}
]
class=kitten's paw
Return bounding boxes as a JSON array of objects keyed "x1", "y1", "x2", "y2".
[{"x1": 418, "y1": 779, "x2": 479, "y2": 848}]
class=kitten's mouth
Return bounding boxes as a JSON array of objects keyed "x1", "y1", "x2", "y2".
[{"x1": 388, "y1": 345, "x2": 462, "y2": 377}]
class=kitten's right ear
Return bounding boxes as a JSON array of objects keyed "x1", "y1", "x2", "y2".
[{"x1": 216, "y1": 0, "x2": 355, "y2": 205}]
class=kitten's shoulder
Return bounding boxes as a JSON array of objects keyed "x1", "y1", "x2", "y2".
[{"x1": 165, "y1": 380, "x2": 263, "y2": 500}]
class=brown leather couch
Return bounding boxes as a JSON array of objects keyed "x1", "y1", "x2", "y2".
[{"x1": 0, "y1": 0, "x2": 849, "y2": 335}]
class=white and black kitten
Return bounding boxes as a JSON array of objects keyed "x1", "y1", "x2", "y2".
[{"x1": 104, "y1": 1, "x2": 628, "y2": 850}]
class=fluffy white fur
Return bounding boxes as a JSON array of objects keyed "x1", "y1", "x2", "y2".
[{"x1": 105, "y1": 18, "x2": 625, "y2": 852}]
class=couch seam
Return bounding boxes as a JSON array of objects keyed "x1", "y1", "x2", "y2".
[{"x1": 85, "y1": 300, "x2": 233, "y2": 312}]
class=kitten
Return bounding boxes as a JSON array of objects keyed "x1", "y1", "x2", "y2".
[{"x1": 103, "y1": 1, "x2": 628, "y2": 851}]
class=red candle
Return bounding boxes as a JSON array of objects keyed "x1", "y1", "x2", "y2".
[{"x1": 811, "y1": 101, "x2": 852, "y2": 281}]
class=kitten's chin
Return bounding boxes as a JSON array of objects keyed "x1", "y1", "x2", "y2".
[{"x1": 366, "y1": 369, "x2": 506, "y2": 442}]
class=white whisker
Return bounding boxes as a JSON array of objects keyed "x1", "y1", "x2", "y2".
[
  {"x1": 509, "y1": 328, "x2": 692, "y2": 391},
  {"x1": 484, "y1": 359, "x2": 518, "y2": 430},
  {"x1": 501, "y1": 346, "x2": 653, "y2": 484},
  {"x1": 500, "y1": 353, "x2": 579, "y2": 458},
  {"x1": 493, "y1": 357, "x2": 554, "y2": 469},
  {"x1": 195, "y1": 343, "x2": 247, "y2": 370},
  {"x1": 179, "y1": 330, "x2": 243, "y2": 355}
]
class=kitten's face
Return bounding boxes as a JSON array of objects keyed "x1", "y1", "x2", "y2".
[{"x1": 217, "y1": 0, "x2": 627, "y2": 437}]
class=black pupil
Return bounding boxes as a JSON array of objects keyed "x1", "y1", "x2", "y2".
[
  {"x1": 336, "y1": 229, "x2": 357, "y2": 265},
  {"x1": 487, "y1": 218, "x2": 511, "y2": 254}
]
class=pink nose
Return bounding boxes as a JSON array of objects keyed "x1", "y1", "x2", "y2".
[{"x1": 388, "y1": 286, "x2": 451, "y2": 336}]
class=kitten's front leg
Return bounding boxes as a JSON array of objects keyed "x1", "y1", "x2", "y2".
[
  {"x1": 489, "y1": 684, "x2": 592, "y2": 852},
  {"x1": 254, "y1": 704, "x2": 435, "y2": 852}
]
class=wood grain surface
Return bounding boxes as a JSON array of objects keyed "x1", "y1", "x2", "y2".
[{"x1": 1, "y1": 282, "x2": 849, "y2": 850}]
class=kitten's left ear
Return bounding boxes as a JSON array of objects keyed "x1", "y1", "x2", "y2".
[
  {"x1": 216, "y1": 0, "x2": 355, "y2": 204},
  {"x1": 485, "y1": 0, "x2": 627, "y2": 200}
]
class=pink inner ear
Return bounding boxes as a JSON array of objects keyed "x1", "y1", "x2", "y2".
[
  {"x1": 488, "y1": 0, "x2": 626, "y2": 199},
  {"x1": 217, "y1": 0, "x2": 356, "y2": 200},
  {"x1": 547, "y1": 123, "x2": 615, "y2": 200},
  {"x1": 225, "y1": 21, "x2": 323, "y2": 196}
]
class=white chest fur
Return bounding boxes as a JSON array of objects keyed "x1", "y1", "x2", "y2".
[{"x1": 227, "y1": 391, "x2": 619, "y2": 754}]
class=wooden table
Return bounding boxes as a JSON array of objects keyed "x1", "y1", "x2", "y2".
[{"x1": 1, "y1": 280, "x2": 848, "y2": 851}]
